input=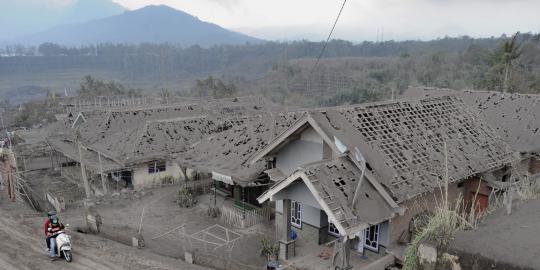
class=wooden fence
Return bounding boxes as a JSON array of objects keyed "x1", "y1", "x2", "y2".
[{"x1": 220, "y1": 204, "x2": 273, "y2": 229}]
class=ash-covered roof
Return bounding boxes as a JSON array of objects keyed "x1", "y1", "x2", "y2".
[
  {"x1": 258, "y1": 95, "x2": 513, "y2": 204},
  {"x1": 48, "y1": 97, "x2": 287, "y2": 167},
  {"x1": 46, "y1": 135, "x2": 124, "y2": 172},
  {"x1": 301, "y1": 157, "x2": 395, "y2": 231},
  {"x1": 180, "y1": 112, "x2": 304, "y2": 185},
  {"x1": 401, "y1": 87, "x2": 540, "y2": 154},
  {"x1": 324, "y1": 96, "x2": 513, "y2": 202},
  {"x1": 459, "y1": 91, "x2": 540, "y2": 154}
]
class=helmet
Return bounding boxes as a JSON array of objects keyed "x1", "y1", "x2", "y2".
[{"x1": 47, "y1": 210, "x2": 57, "y2": 217}]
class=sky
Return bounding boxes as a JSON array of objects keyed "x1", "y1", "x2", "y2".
[{"x1": 15, "y1": 0, "x2": 540, "y2": 41}]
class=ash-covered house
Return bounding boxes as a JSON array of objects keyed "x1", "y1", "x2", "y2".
[
  {"x1": 177, "y1": 112, "x2": 303, "y2": 225},
  {"x1": 46, "y1": 97, "x2": 289, "y2": 194},
  {"x1": 402, "y1": 87, "x2": 540, "y2": 180},
  {"x1": 250, "y1": 96, "x2": 513, "y2": 267},
  {"x1": 46, "y1": 105, "x2": 206, "y2": 192}
]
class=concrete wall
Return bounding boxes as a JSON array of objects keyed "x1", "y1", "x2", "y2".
[
  {"x1": 276, "y1": 127, "x2": 323, "y2": 176},
  {"x1": 275, "y1": 211, "x2": 323, "y2": 245},
  {"x1": 132, "y1": 160, "x2": 183, "y2": 191}
]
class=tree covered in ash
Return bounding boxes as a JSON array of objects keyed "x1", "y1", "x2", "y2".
[
  {"x1": 78, "y1": 75, "x2": 143, "y2": 98},
  {"x1": 192, "y1": 76, "x2": 238, "y2": 98},
  {"x1": 1, "y1": 33, "x2": 539, "y2": 107}
]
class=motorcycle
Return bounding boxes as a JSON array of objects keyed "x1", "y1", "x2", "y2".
[{"x1": 50, "y1": 225, "x2": 73, "y2": 263}]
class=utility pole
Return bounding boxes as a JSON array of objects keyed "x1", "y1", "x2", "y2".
[{"x1": 76, "y1": 131, "x2": 91, "y2": 200}]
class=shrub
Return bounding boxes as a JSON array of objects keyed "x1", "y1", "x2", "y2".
[
  {"x1": 176, "y1": 187, "x2": 196, "y2": 208},
  {"x1": 206, "y1": 205, "x2": 221, "y2": 218},
  {"x1": 259, "y1": 236, "x2": 279, "y2": 261}
]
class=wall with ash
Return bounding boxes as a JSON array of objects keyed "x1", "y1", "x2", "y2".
[
  {"x1": 276, "y1": 126, "x2": 324, "y2": 176},
  {"x1": 132, "y1": 160, "x2": 183, "y2": 191}
]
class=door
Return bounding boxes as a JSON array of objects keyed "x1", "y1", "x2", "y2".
[{"x1": 364, "y1": 224, "x2": 380, "y2": 252}]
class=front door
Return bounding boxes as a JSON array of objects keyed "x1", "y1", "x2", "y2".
[{"x1": 364, "y1": 224, "x2": 380, "y2": 252}]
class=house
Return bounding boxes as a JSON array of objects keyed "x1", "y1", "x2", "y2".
[
  {"x1": 251, "y1": 95, "x2": 513, "y2": 268},
  {"x1": 177, "y1": 112, "x2": 303, "y2": 220},
  {"x1": 45, "y1": 97, "x2": 290, "y2": 194},
  {"x1": 402, "y1": 87, "x2": 540, "y2": 178}
]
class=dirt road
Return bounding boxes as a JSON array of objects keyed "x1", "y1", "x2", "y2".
[{"x1": 0, "y1": 193, "x2": 211, "y2": 270}]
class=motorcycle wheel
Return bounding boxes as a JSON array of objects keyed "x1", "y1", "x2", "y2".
[{"x1": 63, "y1": 250, "x2": 72, "y2": 263}]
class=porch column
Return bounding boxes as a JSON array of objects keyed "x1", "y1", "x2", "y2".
[
  {"x1": 279, "y1": 199, "x2": 293, "y2": 260},
  {"x1": 333, "y1": 237, "x2": 352, "y2": 270}
]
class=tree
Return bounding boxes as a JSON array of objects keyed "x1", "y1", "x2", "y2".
[
  {"x1": 499, "y1": 32, "x2": 522, "y2": 92},
  {"x1": 78, "y1": 75, "x2": 142, "y2": 97},
  {"x1": 192, "y1": 76, "x2": 238, "y2": 98},
  {"x1": 38, "y1": 43, "x2": 65, "y2": 56}
]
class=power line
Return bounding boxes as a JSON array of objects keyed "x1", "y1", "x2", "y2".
[{"x1": 310, "y1": 0, "x2": 348, "y2": 74}]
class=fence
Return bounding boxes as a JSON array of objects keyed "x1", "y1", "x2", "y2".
[{"x1": 220, "y1": 204, "x2": 273, "y2": 229}]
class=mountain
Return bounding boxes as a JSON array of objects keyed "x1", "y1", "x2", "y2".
[
  {"x1": 0, "y1": 0, "x2": 126, "y2": 42},
  {"x1": 16, "y1": 5, "x2": 263, "y2": 47}
]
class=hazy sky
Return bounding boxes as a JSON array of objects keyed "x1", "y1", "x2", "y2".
[{"x1": 43, "y1": 0, "x2": 540, "y2": 41}]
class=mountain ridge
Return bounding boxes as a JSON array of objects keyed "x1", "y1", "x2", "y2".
[
  {"x1": 0, "y1": 0, "x2": 126, "y2": 41},
  {"x1": 15, "y1": 5, "x2": 263, "y2": 47}
]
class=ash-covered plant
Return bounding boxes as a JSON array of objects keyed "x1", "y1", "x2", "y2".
[
  {"x1": 160, "y1": 175, "x2": 175, "y2": 185},
  {"x1": 403, "y1": 143, "x2": 481, "y2": 270},
  {"x1": 176, "y1": 186, "x2": 196, "y2": 208},
  {"x1": 259, "y1": 236, "x2": 279, "y2": 261},
  {"x1": 206, "y1": 205, "x2": 221, "y2": 218}
]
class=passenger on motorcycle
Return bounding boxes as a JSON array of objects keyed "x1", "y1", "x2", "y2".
[{"x1": 44, "y1": 211, "x2": 65, "y2": 260}]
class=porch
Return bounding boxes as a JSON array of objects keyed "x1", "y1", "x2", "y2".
[{"x1": 283, "y1": 242, "x2": 395, "y2": 270}]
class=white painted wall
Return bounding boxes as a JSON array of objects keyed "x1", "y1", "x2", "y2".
[
  {"x1": 275, "y1": 180, "x2": 323, "y2": 228},
  {"x1": 132, "y1": 160, "x2": 183, "y2": 191},
  {"x1": 276, "y1": 126, "x2": 324, "y2": 176}
]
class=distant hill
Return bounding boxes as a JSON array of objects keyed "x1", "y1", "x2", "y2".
[
  {"x1": 0, "y1": 0, "x2": 125, "y2": 42},
  {"x1": 17, "y1": 5, "x2": 263, "y2": 47}
]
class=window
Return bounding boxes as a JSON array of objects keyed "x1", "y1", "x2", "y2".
[
  {"x1": 291, "y1": 201, "x2": 302, "y2": 228},
  {"x1": 148, "y1": 161, "x2": 166, "y2": 174},
  {"x1": 328, "y1": 222, "x2": 340, "y2": 237},
  {"x1": 364, "y1": 224, "x2": 380, "y2": 252}
]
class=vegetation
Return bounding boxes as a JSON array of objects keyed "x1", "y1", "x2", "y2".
[
  {"x1": 192, "y1": 76, "x2": 238, "y2": 98},
  {"x1": 12, "y1": 94, "x2": 61, "y2": 127},
  {"x1": 206, "y1": 205, "x2": 221, "y2": 218},
  {"x1": 403, "y1": 145, "x2": 482, "y2": 270},
  {"x1": 1, "y1": 33, "x2": 540, "y2": 108},
  {"x1": 176, "y1": 186, "x2": 196, "y2": 208},
  {"x1": 259, "y1": 236, "x2": 279, "y2": 261},
  {"x1": 79, "y1": 75, "x2": 143, "y2": 98}
]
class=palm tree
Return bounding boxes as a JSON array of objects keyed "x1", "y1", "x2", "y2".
[{"x1": 500, "y1": 32, "x2": 521, "y2": 93}]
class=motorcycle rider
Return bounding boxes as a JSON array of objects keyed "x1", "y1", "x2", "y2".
[{"x1": 44, "y1": 211, "x2": 65, "y2": 260}]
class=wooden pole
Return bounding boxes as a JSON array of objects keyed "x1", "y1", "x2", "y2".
[
  {"x1": 78, "y1": 141, "x2": 91, "y2": 199},
  {"x1": 98, "y1": 152, "x2": 108, "y2": 194}
]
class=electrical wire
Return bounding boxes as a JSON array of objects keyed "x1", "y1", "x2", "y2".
[{"x1": 310, "y1": 0, "x2": 348, "y2": 74}]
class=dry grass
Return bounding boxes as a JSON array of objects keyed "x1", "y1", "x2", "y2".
[
  {"x1": 404, "y1": 148, "x2": 540, "y2": 270},
  {"x1": 403, "y1": 143, "x2": 483, "y2": 270}
]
